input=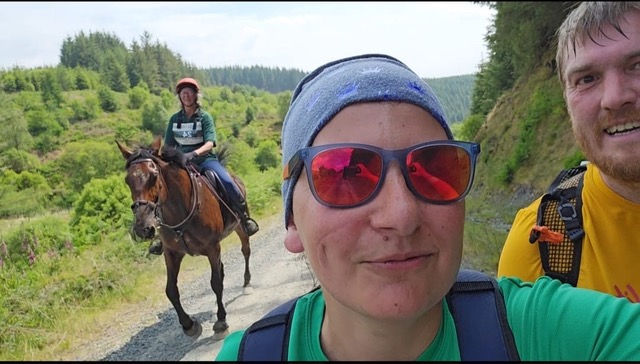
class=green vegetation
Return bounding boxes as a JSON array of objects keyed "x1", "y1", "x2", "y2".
[
  {"x1": 0, "y1": 2, "x2": 590, "y2": 359},
  {"x1": 496, "y1": 81, "x2": 566, "y2": 185},
  {"x1": 463, "y1": 219, "x2": 509, "y2": 276},
  {"x1": 460, "y1": 1, "x2": 583, "y2": 222},
  {"x1": 426, "y1": 74, "x2": 476, "y2": 123},
  {"x1": 0, "y1": 30, "x2": 290, "y2": 357}
]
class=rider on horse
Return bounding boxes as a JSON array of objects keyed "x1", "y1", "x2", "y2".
[{"x1": 148, "y1": 77, "x2": 259, "y2": 255}]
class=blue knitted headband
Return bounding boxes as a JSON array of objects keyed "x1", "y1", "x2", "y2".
[{"x1": 281, "y1": 53, "x2": 453, "y2": 227}]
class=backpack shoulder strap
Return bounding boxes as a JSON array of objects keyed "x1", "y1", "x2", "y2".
[
  {"x1": 529, "y1": 164, "x2": 586, "y2": 286},
  {"x1": 237, "y1": 295, "x2": 299, "y2": 361},
  {"x1": 446, "y1": 269, "x2": 520, "y2": 361},
  {"x1": 545, "y1": 164, "x2": 586, "y2": 192},
  {"x1": 239, "y1": 275, "x2": 520, "y2": 362}
]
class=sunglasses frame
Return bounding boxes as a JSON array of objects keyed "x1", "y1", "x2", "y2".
[{"x1": 283, "y1": 140, "x2": 481, "y2": 208}]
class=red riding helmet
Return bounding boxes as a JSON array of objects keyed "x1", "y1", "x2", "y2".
[{"x1": 175, "y1": 77, "x2": 200, "y2": 94}]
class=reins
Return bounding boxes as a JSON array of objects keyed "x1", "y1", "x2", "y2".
[
  {"x1": 156, "y1": 169, "x2": 199, "y2": 231},
  {"x1": 128, "y1": 157, "x2": 201, "y2": 254}
]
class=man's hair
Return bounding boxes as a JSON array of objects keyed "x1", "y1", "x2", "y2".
[{"x1": 556, "y1": 2, "x2": 640, "y2": 86}]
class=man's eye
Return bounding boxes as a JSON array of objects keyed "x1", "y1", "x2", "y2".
[{"x1": 576, "y1": 75, "x2": 596, "y2": 85}]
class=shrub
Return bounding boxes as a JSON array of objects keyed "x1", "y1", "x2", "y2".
[
  {"x1": 254, "y1": 139, "x2": 280, "y2": 172},
  {"x1": 141, "y1": 100, "x2": 168, "y2": 135},
  {"x1": 128, "y1": 85, "x2": 150, "y2": 110},
  {"x1": 97, "y1": 87, "x2": 118, "y2": 112},
  {"x1": 70, "y1": 174, "x2": 132, "y2": 248}
]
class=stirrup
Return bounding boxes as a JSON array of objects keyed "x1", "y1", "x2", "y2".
[
  {"x1": 148, "y1": 240, "x2": 163, "y2": 255},
  {"x1": 243, "y1": 217, "x2": 259, "y2": 236},
  {"x1": 233, "y1": 199, "x2": 258, "y2": 236}
]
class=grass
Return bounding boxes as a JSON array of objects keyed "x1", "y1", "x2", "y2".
[
  {"x1": 463, "y1": 219, "x2": 509, "y2": 276},
  {"x1": 0, "y1": 196, "x2": 283, "y2": 361},
  {"x1": 0, "y1": 194, "x2": 510, "y2": 361},
  {"x1": 52, "y1": 203, "x2": 283, "y2": 361},
  {"x1": 48, "y1": 255, "x2": 204, "y2": 361},
  {"x1": 0, "y1": 210, "x2": 71, "y2": 232}
]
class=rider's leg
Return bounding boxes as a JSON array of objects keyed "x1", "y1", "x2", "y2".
[{"x1": 203, "y1": 160, "x2": 259, "y2": 236}]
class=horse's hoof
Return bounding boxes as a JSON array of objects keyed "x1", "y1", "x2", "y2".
[
  {"x1": 213, "y1": 321, "x2": 229, "y2": 341},
  {"x1": 183, "y1": 318, "x2": 202, "y2": 337},
  {"x1": 243, "y1": 285, "x2": 254, "y2": 295},
  {"x1": 212, "y1": 328, "x2": 229, "y2": 341}
]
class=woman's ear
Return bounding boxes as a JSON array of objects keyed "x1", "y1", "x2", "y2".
[{"x1": 284, "y1": 220, "x2": 304, "y2": 253}]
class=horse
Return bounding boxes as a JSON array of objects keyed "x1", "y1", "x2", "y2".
[{"x1": 115, "y1": 135, "x2": 253, "y2": 340}]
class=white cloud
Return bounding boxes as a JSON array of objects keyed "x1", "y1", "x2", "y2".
[{"x1": 0, "y1": 1, "x2": 495, "y2": 78}]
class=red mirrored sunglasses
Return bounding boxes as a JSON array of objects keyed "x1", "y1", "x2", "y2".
[{"x1": 283, "y1": 141, "x2": 480, "y2": 208}]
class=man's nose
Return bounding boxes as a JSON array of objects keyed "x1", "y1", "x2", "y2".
[{"x1": 601, "y1": 70, "x2": 638, "y2": 111}]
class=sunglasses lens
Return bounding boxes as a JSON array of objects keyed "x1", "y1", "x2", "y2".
[
  {"x1": 305, "y1": 143, "x2": 473, "y2": 207},
  {"x1": 310, "y1": 147, "x2": 381, "y2": 206},
  {"x1": 407, "y1": 145, "x2": 471, "y2": 202}
]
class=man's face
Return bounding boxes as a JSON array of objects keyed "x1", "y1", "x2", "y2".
[{"x1": 562, "y1": 11, "x2": 640, "y2": 183}]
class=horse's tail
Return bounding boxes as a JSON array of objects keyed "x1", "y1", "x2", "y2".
[{"x1": 216, "y1": 142, "x2": 231, "y2": 167}]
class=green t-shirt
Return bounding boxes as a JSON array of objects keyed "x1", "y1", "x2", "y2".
[
  {"x1": 216, "y1": 275, "x2": 640, "y2": 361},
  {"x1": 164, "y1": 108, "x2": 218, "y2": 163}
]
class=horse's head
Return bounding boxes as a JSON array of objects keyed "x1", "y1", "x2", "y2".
[{"x1": 116, "y1": 137, "x2": 165, "y2": 242}]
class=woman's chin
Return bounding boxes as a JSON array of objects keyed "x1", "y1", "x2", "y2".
[{"x1": 358, "y1": 286, "x2": 439, "y2": 320}]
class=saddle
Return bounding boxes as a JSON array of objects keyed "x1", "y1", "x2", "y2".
[{"x1": 187, "y1": 165, "x2": 237, "y2": 228}]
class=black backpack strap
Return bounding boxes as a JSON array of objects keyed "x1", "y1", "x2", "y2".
[
  {"x1": 237, "y1": 296, "x2": 298, "y2": 361},
  {"x1": 446, "y1": 269, "x2": 520, "y2": 361},
  {"x1": 530, "y1": 165, "x2": 586, "y2": 286},
  {"x1": 546, "y1": 165, "x2": 585, "y2": 192},
  {"x1": 239, "y1": 278, "x2": 520, "y2": 361}
]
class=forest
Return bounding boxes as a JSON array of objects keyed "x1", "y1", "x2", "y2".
[{"x1": 0, "y1": 1, "x2": 583, "y2": 360}]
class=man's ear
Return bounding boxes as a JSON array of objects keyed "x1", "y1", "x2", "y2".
[{"x1": 284, "y1": 220, "x2": 304, "y2": 253}]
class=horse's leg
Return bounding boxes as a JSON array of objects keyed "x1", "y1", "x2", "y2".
[
  {"x1": 208, "y1": 243, "x2": 229, "y2": 340},
  {"x1": 164, "y1": 249, "x2": 202, "y2": 337},
  {"x1": 237, "y1": 228, "x2": 253, "y2": 293}
]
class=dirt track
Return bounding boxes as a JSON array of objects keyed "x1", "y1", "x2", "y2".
[{"x1": 71, "y1": 212, "x2": 316, "y2": 361}]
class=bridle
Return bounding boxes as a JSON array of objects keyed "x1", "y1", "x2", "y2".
[{"x1": 128, "y1": 156, "x2": 201, "y2": 247}]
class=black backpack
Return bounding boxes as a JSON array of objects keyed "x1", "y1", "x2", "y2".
[
  {"x1": 237, "y1": 269, "x2": 520, "y2": 361},
  {"x1": 528, "y1": 163, "x2": 587, "y2": 287}
]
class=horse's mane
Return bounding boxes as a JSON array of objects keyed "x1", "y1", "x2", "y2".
[
  {"x1": 161, "y1": 145, "x2": 183, "y2": 166},
  {"x1": 160, "y1": 143, "x2": 231, "y2": 168},
  {"x1": 125, "y1": 147, "x2": 158, "y2": 169}
]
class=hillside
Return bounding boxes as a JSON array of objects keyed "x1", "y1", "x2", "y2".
[
  {"x1": 425, "y1": 74, "x2": 476, "y2": 123},
  {"x1": 469, "y1": 64, "x2": 581, "y2": 221}
]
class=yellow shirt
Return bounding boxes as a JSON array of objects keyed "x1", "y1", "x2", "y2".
[{"x1": 497, "y1": 163, "x2": 640, "y2": 302}]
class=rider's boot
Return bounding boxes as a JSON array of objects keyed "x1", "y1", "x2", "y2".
[
  {"x1": 233, "y1": 198, "x2": 259, "y2": 236},
  {"x1": 204, "y1": 169, "x2": 259, "y2": 236},
  {"x1": 148, "y1": 239, "x2": 163, "y2": 255}
]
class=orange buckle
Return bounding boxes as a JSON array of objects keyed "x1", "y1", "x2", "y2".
[{"x1": 530, "y1": 225, "x2": 564, "y2": 244}]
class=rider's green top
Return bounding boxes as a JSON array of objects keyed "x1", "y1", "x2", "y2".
[{"x1": 164, "y1": 107, "x2": 217, "y2": 164}]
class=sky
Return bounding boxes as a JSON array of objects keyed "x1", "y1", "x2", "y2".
[{"x1": 0, "y1": 2, "x2": 495, "y2": 79}]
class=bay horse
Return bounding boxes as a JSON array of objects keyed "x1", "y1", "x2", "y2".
[{"x1": 116, "y1": 136, "x2": 252, "y2": 340}]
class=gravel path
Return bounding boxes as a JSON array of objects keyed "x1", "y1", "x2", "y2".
[
  {"x1": 71, "y1": 212, "x2": 316, "y2": 361},
  {"x1": 69, "y1": 210, "x2": 481, "y2": 361}
]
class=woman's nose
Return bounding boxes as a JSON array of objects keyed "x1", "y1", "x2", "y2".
[{"x1": 368, "y1": 164, "x2": 421, "y2": 234}]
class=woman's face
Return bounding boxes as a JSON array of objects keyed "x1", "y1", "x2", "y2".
[
  {"x1": 284, "y1": 102, "x2": 464, "y2": 321},
  {"x1": 179, "y1": 87, "x2": 197, "y2": 107}
]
